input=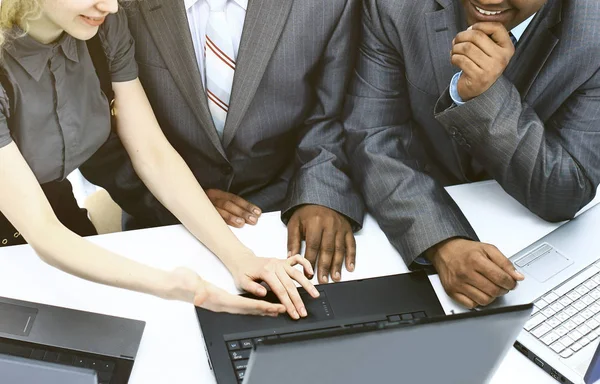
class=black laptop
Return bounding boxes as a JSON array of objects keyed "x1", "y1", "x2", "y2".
[
  {"x1": 243, "y1": 304, "x2": 533, "y2": 384},
  {"x1": 0, "y1": 296, "x2": 145, "y2": 384},
  {"x1": 196, "y1": 271, "x2": 446, "y2": 384}
]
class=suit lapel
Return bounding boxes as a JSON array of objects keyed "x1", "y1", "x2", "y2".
[
  {"x1": 425, "y1": 0, "x2": 462, "y2": 96},
  {"x1": 426, "y1": 0, "x2": 473, "y2": 179},
  {"x1": 504, "y1": 0, "x2": 561, "y2": 98},
  {"x1": 139, "y1": 0, "x2": 226, "y2": 158},
  {"x1": 221, "y1": 0, "x2": 294, "y2": 148}
]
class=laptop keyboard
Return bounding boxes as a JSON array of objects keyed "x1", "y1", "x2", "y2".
[
  {"x1": 0, "y1": 340, "x2": 115, "y2": 384},
  {"x1": 525, "y1": 263, "x2": 600, "y2": 359},
  {"x1": 225, "y1": 311, "x2": 428, "y2": 383}
]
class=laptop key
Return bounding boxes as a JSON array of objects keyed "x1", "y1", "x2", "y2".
[
  {"x1": 234, "y1": 359, "x2": 249, "y2": 371},
  {"x1": 550, "y1": 302, "x2": 564, "y2": 313},
  {"x1": 227, "y1": 341, "x2": 240, "y2": 351},
  {"x1": 577, "y1": 285, "x2": 590, "y2": 296},
  {"x1": 542, "y1": 307, "x2": 556, "y2": 317},
  {"x1": 544, "y1": 292, "x2": 560, "y2": 304},
  {"x1": 592, "y1": 290, "x2": 600, "y2": 300},
  {"x1": 525, "y1": 314, "x2": 546, "y2": 331},
  {"x1": 582, "y1": 309, "x2": 595, "y2": 320},
  {"x1": 567, "y1": 291, "x2": 582, "y2": 302},
  {"x1": 240, "y1": 339, "x2": 253, "y2": 349},
  {"x1": 582, "y1": 295, "x2": 596, "y2": 306},
  {"x1": 590, "y1": 303, "x2": 600, "y2": 313},
  {"x1": 237, "y1": 370, "x2": 245, "y2": 380},
  {"x1": 560, "y1": 348, "x2": 574, "y2": 358},
  {"x1": 231, "y1": 350, "x2": 251, "y2": 361},
  {"x1": 556, "y1": 268, "x2": 599, "y2": 297},
  {"x1": 589, "y1": 331, "x2": 599, "y2": 342},
  {"x1": 555, "y1": 311, "x2": 570, "y2": 323},
  {"x1": 573, "y1": 314, "x2": 586, "y2": 325},
  {"x1": 572, "y1": 342, "x2": 584, "y2": 352},
  {"x1": 532, "y1": 323, "x2": 552, "y2": 338},
  {"x1": 580, "y1": 336, "x2": 591, "y2": 346},
  {"x1": 535, "y1": 299, "x2": 549, "y2": 310},
  {"x1": 572, "y1": 301, "x2": 587, "y2": 312},
  {"x1": 587, "y1": 318, "x2": 600, "y2": 329},
  {"x1": 401, "y1": 314, "x2": 413, "y2": 321},
  {"x1": 550, "y1": 341, "x2": 565, "y2": 353},
  {"x1": 43, "y1": 351, "x2": 59, "y2": 362},
  {"x1": 30, "y1": 349, "x2": 45, "y2": 360},
  {"x1": 555, "y1": 326, "x2": 569, "y2": 337},
  {"x1": 541, "y1": 332, "x2": 560, "y2": 346},
  {"x1": 559, "y1": 297, "x2": 573, "y2": 307},
  {"x1": 577, "y1": 324, "x2": 592, "y2": 336},
  {"x1": 558, "y1": 335, "x2": 575, "y2": 348},
  {"x1": 545, "y1": 317, "x2": 561, "y2": 329},
  {"x1": 568, "y1": 329, "x2": 583, "y2": 341},
  {"x1": 585, "y1": 280, "x2": 598, "y2": 290},
  {"x1": 564, "y1": 320, "x2": 577, "y2": 331},
  {"x1": 57, "y1": 353, "x2": 74, "y2": 365},
  {"x1": 564, "y1": 306, "x2": 578, "y2": 317}
]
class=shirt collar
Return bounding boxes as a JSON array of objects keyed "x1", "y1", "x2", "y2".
[
  {"x1": 511, "y1": 13, "x2": 536, "y2": 42},
  {"x1": 184, "y1": 0, "x2": 248, "y2": 11},
  {"x1": 5, "y1": 29, "x2": 79, "y2": 81}
]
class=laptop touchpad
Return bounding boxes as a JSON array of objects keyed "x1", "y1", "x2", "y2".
[
  {"x1": 516, "y1": 244, "x2": 573, "y2": 283},
  {"x1": 0, "y1": 303, "x2": 37, "y2": 337}
]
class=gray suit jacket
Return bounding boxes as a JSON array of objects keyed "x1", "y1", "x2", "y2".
[
  {"x1": 343, "y1": 0, "x2": 600, "y2": 266},
  {"x1": 82, "y1": 0, "x2": 364, "y2": 230}
]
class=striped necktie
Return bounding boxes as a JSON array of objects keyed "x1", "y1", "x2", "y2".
[
  {"x1": 205, "y1": 0, "x2": 235, "y2": 139},
  {"x1": 509, "y1": 31, "x2": 518, "y2": 47}
]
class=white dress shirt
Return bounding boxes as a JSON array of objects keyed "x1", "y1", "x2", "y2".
[{"x1": 184, "y1": 0, "x2": 248, "y2": 86}]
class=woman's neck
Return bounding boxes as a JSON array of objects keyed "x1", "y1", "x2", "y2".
[{"x1": 20, "y1": 15, "x2": 63, "y2": 45}]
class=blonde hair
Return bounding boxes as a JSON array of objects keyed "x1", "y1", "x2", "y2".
[{"x1": 0, "y1": 0, "x2": 42, "y2": 52}]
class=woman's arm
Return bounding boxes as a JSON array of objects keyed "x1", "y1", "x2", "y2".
[
  {"x1": 112, "y1": 80, "x2": 319, "y2": 320},
  {"x1": 0, "y1": 142, "x2": 285, "y2": 316}
]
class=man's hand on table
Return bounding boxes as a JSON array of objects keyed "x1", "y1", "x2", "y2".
[
  {"x1": 206, "y1": 189, "x2": 262, "y2": 228},
  {"x1": 287, "y1": 205, "x2": 356, "y2": 284},
  {"x1": 426, "y1": 238, "x2": 525, "y2": 308}
]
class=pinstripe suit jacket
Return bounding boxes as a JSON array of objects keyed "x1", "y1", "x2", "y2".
[
  {"x1": 343, "y1": 0, "x2": 600, "y2": 266},
  {"x1": 81, "y1": 0, "x2": 364, "y2": 229}
]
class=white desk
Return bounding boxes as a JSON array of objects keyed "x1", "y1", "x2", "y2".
[{"x1": 0, "y1": 181, "x2": 598, "y2": 383}]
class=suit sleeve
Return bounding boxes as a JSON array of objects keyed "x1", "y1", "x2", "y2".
[
  {"x1": 281, "y1": 0, "x2": 365, "y2": 230},
  {"x1": 435, "y1": 68, "x2": 600, "y2": 222},
  {"x1": 343, "y1": 0, "x2": 478, "y2": 266}
]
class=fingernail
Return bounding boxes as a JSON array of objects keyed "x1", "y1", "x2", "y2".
[
  {"x1": 515, "y1": 270, "x2": 525, "y2": 280},
  {"x1": 293, "y1": 311, "x2": 299, "y2": 319},
  {"x1": 300, "y1": 307, "x2": 307, "y2": 317},
  {"x1": 321, "y1": 275, "x2": 328, "y2": 283},
  {"x1": 287, "y1": 251, "x2": 292, "y2": 258},
  {"x1": 253, "y1": 208, "x2": 261, "y2": 215},
  {"x1": 308, "y1": 264, "x2": 314, "y2": 275},
  {"x1": 312, "y1": 288, "x2": 320, "y2": 297},
  {"x1": 248, "y1": 216, "x2": 257, "y2": 224},
  {"x1": 235, "y1": 217, "x2": 244, "y2": 224},
  {"x1": 349, "y1": 263, "x2": 355, "y2": 271},
  {"x1": 335, "y1": 271, "x2": 341, "y2": 280}
]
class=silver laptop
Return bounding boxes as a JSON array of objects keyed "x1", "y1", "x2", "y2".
[
  {"x1": 489, "y1": 203, "x2": 600, "y2": 383},
  {"x1": 0, "y1": 354, "x2": 98, "y2": 384},
  {"x1": 242, "y1": 305, "x2": 532, "y2": 384}
]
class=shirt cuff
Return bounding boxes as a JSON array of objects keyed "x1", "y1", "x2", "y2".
[
  {"x1": 449, "y1": 72, "x2": 466, "y2": 106},
  {"x1": 414, "y1": 256, "x2": 432, "y2": 266}
]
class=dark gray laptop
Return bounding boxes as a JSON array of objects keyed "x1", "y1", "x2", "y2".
[
  {"x1": 1, "y1": 354, "x2": 98, "y2": 384},
  {"x1": 243, "y1": 305, "x2": 533, "y2": 384},
  {"x1": 0, "y1": 296, "x2": 145, "y2": 384}
]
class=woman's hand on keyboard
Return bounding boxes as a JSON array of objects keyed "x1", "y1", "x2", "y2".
[
  {"x1": 167, "y1": 267, "x2": 288, "y2": 316},
  {"x1": 230, "y1": 254, "x2": 321, "y2": 320}
]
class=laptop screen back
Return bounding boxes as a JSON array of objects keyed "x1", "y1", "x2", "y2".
[
  {"x1": 0, "y1": 354, "x2": 98, "y2": 384},
  {"x1": 243, "y1": 305, "x2": 532, "y2": 384},
  {"x1": 584, "y1": 342, "x2": 600, "y2": 384}
]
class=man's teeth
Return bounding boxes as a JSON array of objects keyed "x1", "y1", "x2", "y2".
[{"x1": 475, "y1": 6, "x2": 503, "y2": 16}]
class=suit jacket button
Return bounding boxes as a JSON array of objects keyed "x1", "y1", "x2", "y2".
[{"x1": 449, "y1": 127, "x2": 458, "y2": 137}]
